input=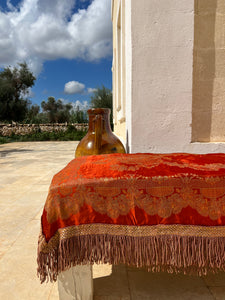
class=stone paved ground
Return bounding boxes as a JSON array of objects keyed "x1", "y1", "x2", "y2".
[{"x1": 0, "y1": 141, "x2": 225, "y2": 300}]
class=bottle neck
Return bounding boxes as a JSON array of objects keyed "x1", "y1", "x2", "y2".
[{"x1": 88, "y1": 113, "x2": 112, "y2": 133}]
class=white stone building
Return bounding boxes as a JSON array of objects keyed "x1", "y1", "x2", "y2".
[{"x1": 112, "y1": 0, "x2": 225, "y2": 154}]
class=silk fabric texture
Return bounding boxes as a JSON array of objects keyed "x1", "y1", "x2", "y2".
[
  {"x1": 42, "y1": 153, "x2": 225, "y2": 241},
  {"x1": 38, "y1": 153, "x2": 225, "y2": 282}
]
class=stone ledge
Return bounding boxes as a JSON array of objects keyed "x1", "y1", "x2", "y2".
[{"x1": 0, "y1": 123, "x2": 88, "y2": 136}]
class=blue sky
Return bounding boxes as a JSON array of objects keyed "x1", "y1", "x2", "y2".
[{"x1": 0, "y1": 0, "x2": 112, "y2": 110}]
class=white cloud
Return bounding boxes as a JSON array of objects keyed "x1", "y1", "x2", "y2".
[
  {"x1": 73, "y1": 100, "x2": 89, "y2": 110},
  {"x1": 0, "y1": 0, "x2": 112, "y2": 75},
  {"x1": 87, "y1": 87, "x2": 97, "y2": 94},
  {"x1": 60, "y1": 98, "x2": 89, "y2": 111},
  {"x1": 64, "y1": 81, "x2": 97, "y2": 95},
  {"x1": 64, "y1": 81, "x2": 85, "y2": 94},
  {"x1": 27, "y1": 87, "x2": 35, "y2": 98},
  {"x1": 6, "y1": 0, "x2": 16, "y2": 12},
  {"x1": 21, "y1": 87, "x2": 35, "y2": 99}
]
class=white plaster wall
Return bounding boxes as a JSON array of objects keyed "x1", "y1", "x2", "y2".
[
  {"x1": 129, "y1": 0, "x2": 225, "y2": 154},
  {"x1": 128, "y1": 0, "x2": 223, "y2": 154},
  {"x1": 130, "y1": 0, "x2": 195, "y2": 153},
  {"x1": 125, "y1": 0, "x2": 132, "y2": 152}
]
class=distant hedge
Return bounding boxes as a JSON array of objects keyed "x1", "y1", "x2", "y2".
[{"x1": 0, "y1": 126, "x2": 87, "y2": 144}]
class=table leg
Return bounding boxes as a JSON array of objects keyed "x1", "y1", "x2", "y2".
[{"x1": 58, "y1": 265, "x2": 93, "y2": 300}]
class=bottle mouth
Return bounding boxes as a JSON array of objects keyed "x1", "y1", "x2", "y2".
[{"x1": 87, "y1": 108, "x2": 110, "y2": 115}]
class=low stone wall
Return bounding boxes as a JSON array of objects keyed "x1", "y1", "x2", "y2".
[{"x1": 0, "y1": 123, "x2": 88, "y2": 136}]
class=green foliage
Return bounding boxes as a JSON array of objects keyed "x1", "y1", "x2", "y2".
[
  {"x1": 0, "y1": 62, "x2": 36, "y2": 122},
  {"x1": 90, "y1": 85, "x2": 112, "y2": 109},
  {"x1": 0, "y1": 136, "x2": 11, "y2": 144},
  {"x1": 41, "y1": 97, "x2": 72, "y2": 123},
  {"x1": 90, "y1": 85, "x2": 113, "y2": 123},
  {"x1": 28, "y1": 112, "x2": 49, "y2": 124},
  {"x1": 67, "y1": 124, "x2": 77, "y2": 133},
  {"x1": 24, "y1": 104, "x2": 40, "y2": 123},
  {"x1": 70, "y1": 109, "x2": 88, "y2": 123},
  {"x1": 0, "y1": 126, "x2": 87, "y2": 144}
]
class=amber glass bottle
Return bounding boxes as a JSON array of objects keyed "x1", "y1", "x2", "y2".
[{"x1": 75, "y1": 108, "x2": 126, "y2": 157}]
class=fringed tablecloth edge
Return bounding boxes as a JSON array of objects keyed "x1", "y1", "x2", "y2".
[{"x1": 37, "y1": 228, "x2": 225, "y2": 283}]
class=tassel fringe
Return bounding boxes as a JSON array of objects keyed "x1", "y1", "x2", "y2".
[{"x1": 37, "y1": 234, "x2": 225, "y2": 283}]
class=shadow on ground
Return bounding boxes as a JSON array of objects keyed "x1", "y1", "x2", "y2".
[{"x1": 0, "y1": 149, "x2": 33, "y2": 157}]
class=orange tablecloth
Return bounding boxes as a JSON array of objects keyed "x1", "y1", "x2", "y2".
[{"x1": 37, "y1": 153, "x2": 225, "y2": 283}]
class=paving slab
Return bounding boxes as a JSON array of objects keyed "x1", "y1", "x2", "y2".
[
  {"x1": 0, "y1": 142, "x2": 77, "y2": 300},
  {"x1": 0, "y1": 141, "x2": 224, "y2": 299}
]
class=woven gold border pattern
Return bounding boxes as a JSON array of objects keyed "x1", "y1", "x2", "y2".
[{"x1": 39, "y1": 223, "x2": 225, "y2": 253}]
